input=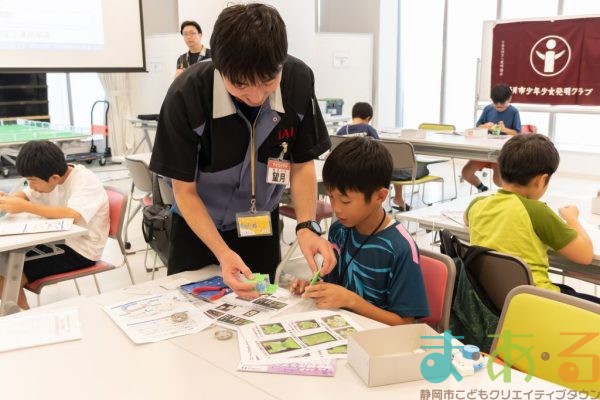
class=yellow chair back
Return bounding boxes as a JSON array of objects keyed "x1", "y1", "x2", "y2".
[
  {"x1": 418, "y1": 123, "x2": 456, "y2": 131},
  {"x1": 491, "y1": 286, "x2": 600, "y2": 394}
]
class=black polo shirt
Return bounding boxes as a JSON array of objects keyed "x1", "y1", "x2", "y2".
[{"x1": 150, "y1": 55, "x2": 330, "y2": 231}]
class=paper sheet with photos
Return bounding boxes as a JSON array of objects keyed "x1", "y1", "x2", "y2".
[
  {"x1": 197, "y1": 288, "x2": 302, "y2": 329},
  {"x1": 103, "y1": 290, "x2": 212, "y2": 344},
  {"x1": 238, "y1": 310, "x2": 363, "y2": 364}
]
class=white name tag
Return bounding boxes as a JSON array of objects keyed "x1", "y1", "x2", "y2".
[{"x1": 266, "y1": 158, "x2": 291, "y2": 186}]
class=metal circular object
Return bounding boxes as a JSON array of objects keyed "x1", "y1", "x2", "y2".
[
  {"x1": 214, "y1": 329, "x2": 234, "y2": 341},
  {"x1": 171, "y1": 312, "x2": 188, "y2": 323}
]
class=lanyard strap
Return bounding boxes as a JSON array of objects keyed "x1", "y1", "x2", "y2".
[
  {"x1": 339, "y1": 208, "x2": 387, "y2": 284},
  {"x1": 249, "y1": 106, "x2": 263, "y2": 213}
]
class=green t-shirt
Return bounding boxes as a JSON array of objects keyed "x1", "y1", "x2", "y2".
[{"x1": 465, "y1": 190, "x2": 577, "y2": 292}]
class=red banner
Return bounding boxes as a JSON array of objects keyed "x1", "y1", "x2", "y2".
[{"x1": 492, "y1": 17, "x2": 600, "y2": 106}]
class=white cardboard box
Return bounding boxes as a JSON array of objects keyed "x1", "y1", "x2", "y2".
[
  {"x1": 399, "y1": 129, "x2": 426, "y2": 139},
  {"x1": 464, "y1": 128, "x2": 487, "y2": 138},
  {"x1": 347, "y1": 324, "x2": 443, "y2": 387}
]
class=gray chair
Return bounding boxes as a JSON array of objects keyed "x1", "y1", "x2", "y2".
[
  {"x1": 455, "y1": 238, "x2": 534, "y2": 313},
  {"x1": 378, "y1": 139, "x2": 445, "y2": 210},
  {"x1": 124, "y1": 156, "x2": 153, "y2": 249}
]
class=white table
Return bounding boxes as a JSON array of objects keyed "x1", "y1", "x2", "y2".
[
  {"x1": 0, "y1": 224, "x2": 87, "y2": 316},
  {"x1": 127, "y1": 118, "x2": 157, "y2": 153},
  {"x1": 88, "y1": 268, "x2": 573, "y2": 399},
  {"x1": 0, "y1": 295, "x2": 277, "y2": 400},
  {"x1": 379, "y1": 129, "x2": 509, "y2": 162},
  {"x1": 395, "y1": 192, "x2": 600, "y2": 283}
]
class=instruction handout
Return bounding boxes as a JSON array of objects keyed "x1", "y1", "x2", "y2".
[
  {"x1": 0, "y1": 215, "x2": 74, "y2": 236},
  {"x1": 238, "y1": 310, "x2": 363, "y2": 362},
  {"x1": 104, "y1": 290, "x2": 211, "y2": 344},
  {"x1": 197, "y1": 288, "x2": 301, "y2": 329},
  {"x1": 0, "y1": 307, "x2": 82, "y2": 352}
]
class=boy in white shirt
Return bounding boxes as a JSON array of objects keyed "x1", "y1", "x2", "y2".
[{"x1": 0, "y1": 140, "x2": 109, "y2": 309}]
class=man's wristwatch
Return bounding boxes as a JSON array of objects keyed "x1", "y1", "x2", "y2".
[{"x1": 295, "y1": 220, "x2": 324, "y2": 236}]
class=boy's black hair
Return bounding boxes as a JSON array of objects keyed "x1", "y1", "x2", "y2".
[
  {"x1": 490, "y1": 83, "x2": 513, "y2": 104},
  {"x1": 180, "y1": 20, "x2": 202, "y2": 35},
  {"x1": 16, "y1": 140, "x2": 68, "y2": 181},
  {"x1": 498, "y1": 134, "x2": 559, "y2": 186},
  {"x1": 351, "y1": 102, "x2": 373, "y2": 120},
  {"x1": 322, "y1": 136, "x2": 392, "y2": 201},
  {"x1": 210, "y1": 3, "x2": 287, "y2": 86}
]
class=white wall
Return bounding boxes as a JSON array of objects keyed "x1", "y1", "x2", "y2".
[
  {"x1": 313, "y1": 33, "x2": 373, "y2": 118},
  {"x1": 127, "y1": 0, "x2": 318, "y2": 116},
  {"x1": 177, "y1": 0, "x2": 316, "y2": 66}
]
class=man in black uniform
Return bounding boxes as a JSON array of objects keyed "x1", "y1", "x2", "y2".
[
  {"x1": 151, "y1": 3, "x2": 335, "y2": 298},
  {"x1": 174, "y1": 20, "x2": 211, "y2": 79}
]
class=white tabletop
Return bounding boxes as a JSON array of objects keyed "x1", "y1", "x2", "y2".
[
  {"x1": 396, "y1": 192, "x2": 600, "y2": 273},
  {"x1": 0, "y1": 224, "x2": 88, "y2": 253},
  {"x1": 379, "y1": 129, "x2": 510, "y2": 162},
  {"x1": 0, "y1": 295, "x2": 277, "y2": 400},
  {"x1": 87, "y1": 268, "x2": 572, "y2": 399}
]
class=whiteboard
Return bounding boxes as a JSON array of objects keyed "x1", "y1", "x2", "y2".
[
  {"x1": 129, "y1": 33, "x2": 183, "y2": 115},
  {"x1": 313, "y1": 33, "x2": 373, "y2": 118}
]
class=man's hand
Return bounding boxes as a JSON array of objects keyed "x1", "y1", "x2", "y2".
[
  {"x1": 302, "y1": 282, "x2": 356, "y2": 309},
  {"x1": 289, "y1": 279, "x2": 309, "y2": 295},
  {"x1": 218, "y1": 249, "x2": 259, "y2": 299},
  {"x1": 0, "y1": 196, "x2": 28, "y2": 213},
  {"x1": 296, "y1": 229, "x2": 337, "y2": 275}
]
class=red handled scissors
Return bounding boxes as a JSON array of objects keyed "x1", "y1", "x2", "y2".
[{"x1": 191, "y1": 286, "x2": 229, "y2": 301}]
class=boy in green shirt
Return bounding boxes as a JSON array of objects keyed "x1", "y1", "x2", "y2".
[{"x1": 465, "y1": 134, "x2": 598, "y2": 304}]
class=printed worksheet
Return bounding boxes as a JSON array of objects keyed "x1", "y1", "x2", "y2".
[
  {"x1": 197, "y1": 288, "x2": 301, "y2": 330},
  {"x1": 238, "y1": 310, "x2": 363, "y2": 361},
  {"x1": 104, "y1": 290, "x2": 211, "y2": 343},
  {"x1": 0, "y1": 215, "x2": 73, "y2": 235}
]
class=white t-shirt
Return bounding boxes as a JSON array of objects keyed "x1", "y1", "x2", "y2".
[{"x1": 24, "y1": 164, "x2": 109, "y2": 261}]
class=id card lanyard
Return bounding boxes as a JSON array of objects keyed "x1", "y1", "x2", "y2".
[{"x1": 235, "y1": 106, "x2": 274, "y2": 237}]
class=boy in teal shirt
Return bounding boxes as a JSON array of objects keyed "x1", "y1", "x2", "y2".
[
  {"x1": 291, "y1": 137, "x2": 430, "y2": 325},
  {"x1": 465, "y1": 134, "x2": 598, "y2": 304}
]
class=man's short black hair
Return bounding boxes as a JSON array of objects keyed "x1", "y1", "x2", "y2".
[
  {"x1": 16, "y1": 140, "x2": 68, "y2": 181},
  {"x1": 322, "y1": 136, "x2": 392, "y2": 201},
  {"x1": 351, "y1": 102, "x2": 373, "y2": 120},
  {"x1": 180, "y1": 20, "x2": 202, "y2": 35},
  {"x1": 491, "y1": 83, "x2": 513, "y2": 104},
  {"x1": 210, "y1": 3, "x2": 287, "y2": 86},
  {"x1": 498, "y1": 134, "x2": 559, "y2": 186}
]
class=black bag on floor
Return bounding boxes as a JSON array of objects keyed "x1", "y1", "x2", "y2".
[{"x1": 142, "y1": 173, "x2": 172, "y2": 266}]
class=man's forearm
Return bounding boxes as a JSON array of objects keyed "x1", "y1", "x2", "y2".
[
  {"x1": 25, "y1": 203, "x2": 81, "y2": 222},
  {"x1": 290, "y1": 160, "x2": 317, "y2": 223}
]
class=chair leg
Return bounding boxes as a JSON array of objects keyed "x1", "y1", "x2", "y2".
[
  {"x1": 124, "y1": 182, "x2": 135, "y2": 246},
  {"x1": 93, "y1": 275, "x2": 102, "y2": 294},
  {"x1": 450, "y1": 158, "x2": 458, "y2": 201},
  {"x1": 274, "y1": 240, "x2": 300, "y2": 286},
  {"x1": 151, "y1": 252, "x2": 158, "y2": 280},
  {"x1": 124, "y1": 256, "x2": 135, "y2": 285},
  {"x1": 74, "y1": 279, "x2": 82, "y2": 295}
]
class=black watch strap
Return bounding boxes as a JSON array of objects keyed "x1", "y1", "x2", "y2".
[{"x1": 295, "y1": 220, "x2": 323, "y2": 235}]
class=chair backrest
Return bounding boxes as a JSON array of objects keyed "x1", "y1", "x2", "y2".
[
  {"x1": 491, "y1": 286, "x2": 600, "y2": 393},
  {"x1": 104, "y1": 186, "x2": 129, "y2": 241},
  {"x1": 378, "y1": 139, "x2": 417, "y2": 173},
  {"x1": 418, "y1": 248, "x2": 456, "y2": 332},
  {"x1": 456, "y1": 238, "x2": 533, "y2": 313},
  {"x1": 124, "y1": 156, "x2": 153, "y2": 193},
  {"x1": 521, "y1": 124, "x2": 538, "y2": 134},
  {"x1": 418, "y1": 123, "x2": 456, "y2": 131},
  {"x1": 329, "y1": 134, "x2": 349, "y2": 151}
]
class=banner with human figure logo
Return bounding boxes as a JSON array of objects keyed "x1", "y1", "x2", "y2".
[{"x1": 491, "y1": 17, "x2": 600, "y2": 106}]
